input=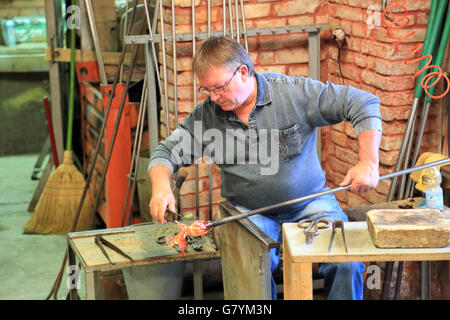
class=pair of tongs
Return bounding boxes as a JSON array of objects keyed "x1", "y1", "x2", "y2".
[
  {"x1": 95, "y1": 235, "x2": 134, "y2": 265},
  {"x1": 327, "y1": 220, "x2": 348, "y2": 254}
]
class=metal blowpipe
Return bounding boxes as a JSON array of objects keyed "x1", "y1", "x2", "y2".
[{"x1": 204, "y1": 158, "x2": 450, "y2": 228}]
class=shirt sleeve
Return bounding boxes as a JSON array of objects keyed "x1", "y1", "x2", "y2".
[
  {"x1": 301, "y1": 77, "x2": 382, "y2": 136},
  {"x1": 148, "y1": 107, "x2": 204, "y2": 174}
]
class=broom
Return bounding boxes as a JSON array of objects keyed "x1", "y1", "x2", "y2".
[{"x1": 23, "y1": 17, "x2": 91, "y2": 234}]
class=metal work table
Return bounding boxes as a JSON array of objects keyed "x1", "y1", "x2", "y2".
[
  {"x1": 67, "y1": 222, "x2": 220, "y2": 300},
  {"x1": 282, "y1": 221, "x2": 450, "y2": 300}
]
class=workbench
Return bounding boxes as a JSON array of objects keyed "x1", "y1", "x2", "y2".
[
  {"x1": 67, "y1": 222, "x2": 220, "y2": 300},
  {"x1": 282, "y1": 221, "x2": 450, "y2": 300}
]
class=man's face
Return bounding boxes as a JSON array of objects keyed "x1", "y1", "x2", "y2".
[{"x1": 197, "y1": 65, "x2": 249, "y2": 112}]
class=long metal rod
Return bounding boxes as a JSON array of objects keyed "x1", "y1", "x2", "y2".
[
  {"x1": 223, "y1": 0, "x2": 226, "y2": 36},
  {"x1": 228, "y1": 0, "x2": 234, "y2": 39},
  {"x1": 207, "y1": 0, "x2": 213, "y2": 220},
  {"x1": 84, "y1": 0, "x2": 107, "y2": 85},
  {"x1": 206, "y1": 158, "x2": 450, "y2": 228},
  {"x1": 124, "y1": 24, "x2": 328, "y2": 43},
  {"x1": 235, "y1": 0, "x2": 239, "y2": 44},
  {"x1": 387, "y1": 97, "x2": 420, "y2": 201},
  {"x1": 192, "y1": 0, "x2": 200, "y2": 219},
  {"x1": 239, "y1": 0, "x2": 248, "y2": 51},
  {"x1": 406, "y1": 100, "x2": 431, "y2": 196},
  {"x1": 159, "y1": 0, "x2": 170, "y2": 137},
  {"x1": 126, "y1": 86, "x2": 148, "y2": 226},
  {"x1": 144, "y1": 0, "x2": 163, "y2": 100},
  {"x1": 398, "y1": 116, "x2": 417, "y2": 200},
  {"x1": 172, "y1": 0, "x2": 178, "y2": 132},
  {"x1": 121, "y1": 77, "x2": 148, "y2": 227}
]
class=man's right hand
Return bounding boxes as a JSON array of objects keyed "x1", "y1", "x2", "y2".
[{"x1": 148, "y1": 165, "x2": 176, "y2": 224}]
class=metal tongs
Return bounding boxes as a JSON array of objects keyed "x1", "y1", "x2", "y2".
[
  {"x1": 328, "y1": 220, "x2": 348, "y2": 254},
  {"x1": 95, "y1": 235, "x2": 134, "y2": 265}
]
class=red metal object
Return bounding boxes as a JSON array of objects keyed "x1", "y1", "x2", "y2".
[
  {"x1": 76, "y1": 61, "x2": 140, "y2": 228},
  {"x1": 43, "y1": 96, "x2": 59, "y2": 168}
]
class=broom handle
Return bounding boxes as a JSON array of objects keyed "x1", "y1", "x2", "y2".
[
  {"x1": 66, "y1": 17, "x2": 76, "y2": 152},
  {"x1": 205, "y1": 158, "x2": 450, "y2": 228},
  {"x1": 43, "y1": 96, "x2": 59, "y2": 167}
]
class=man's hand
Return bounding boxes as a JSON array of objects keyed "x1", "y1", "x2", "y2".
[
  {"x1": 340, "y1": 129, "x2": 381, "y2": 193},
  {"x1": 148, "y1": 165, "x2": 176, "y2": 223},
  {"x1": 340, "y1": 161, "x2": 379, "y2": 193}
]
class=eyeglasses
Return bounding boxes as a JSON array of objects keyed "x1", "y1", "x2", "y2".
[{"x1": 198, "y1": 66, "x2": 241, "y2": 95}]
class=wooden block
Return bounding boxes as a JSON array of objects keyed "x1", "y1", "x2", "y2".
[{"x1": 367, "y1": 209, "x2": 450, "y2": 248}]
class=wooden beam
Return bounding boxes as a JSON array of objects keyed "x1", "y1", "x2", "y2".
[
  {"x1": 45, "y1": 48, "x2": 134, "y2": 65},
  {"x1": 45, "y1": 0, "x2": 65, "y2": 163}
]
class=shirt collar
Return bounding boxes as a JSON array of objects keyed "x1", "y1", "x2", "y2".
[{"x1": 213, "y1": 72, "x2": 272, "y2": 119}]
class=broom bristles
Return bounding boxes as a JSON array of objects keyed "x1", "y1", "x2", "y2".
[{"x1": 24, "y1": 151, "x2": 92, "y2": 235}]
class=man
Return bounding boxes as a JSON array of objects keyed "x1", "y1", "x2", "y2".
[{"x1": 148, "y1": 36, "x2": 382, "y2": 300}]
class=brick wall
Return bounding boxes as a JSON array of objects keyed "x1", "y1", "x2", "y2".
[
  {"x1": 0, "y1": 0, "x2": 46, "y2": 17},
  {"x1": 159, "y1": 0, "x2": 330, "y2": 220},
  {"x1": 157, "y1": 0, "x2": 444, "y2": 221},
  {"x1": 323, "y1": 0, "x2": 443, "y2": 209}
]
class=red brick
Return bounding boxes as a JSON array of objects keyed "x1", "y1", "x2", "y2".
[
  {"x1": 375, "y1": 27, "x2": 426, "y2": 44},
  {"x1": 331, "y1": 129, "x2": 349, "y2": 147},
  {"x1": 379, "y1": 149, "x2": 399, "y2": 166},
  {"x1": 274, "y1": 47, "x2": 309, "y2": 64},
  {"x1": 347, "y1": 192, "x2": 371, "y2": 207},
  {"x1": 361, "y1": 70, "x2": 415, "y2": 91},
  {"x1": 378, "y1": 91, "x2": 414, "y2": 106},
  {"x1": 335, "y1": 145, "x2": 359, "y2": 165},
  {"x1": 361, "y1": 189, "x2": 388, "y2": 204},
  {"x1": 335, "y1": 5, "x2": 364, "y2": 21},
  {"x1": 381, "y1": 120, "x2": 407, "y2": 135},
  {"x1": 380, "y1": 134, "x2": 403, "y2": 151},
  {"x1": 344, "y1": 122, "x2": 357, "y2": 139},
  {"x1": 380, "y1": 105, "x2": 411, "y2": 121},
  {"x1": 372, "y1": 59, "x2": 419, "y2": 76},
  {"x1": 273, "y1": 0, "x2": 321, "y2": 16},
  {"x1": 243, "y1": 3, "x2": 271, "y2": 19}
]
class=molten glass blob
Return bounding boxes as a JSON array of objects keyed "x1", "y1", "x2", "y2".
[{"x1": 168, "y1": 220, "x2": 211, "y2": 256}]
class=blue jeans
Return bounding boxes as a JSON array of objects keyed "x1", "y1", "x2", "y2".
[{"x1": 230, "y1": 193, "x2": 365, "y2": 300}]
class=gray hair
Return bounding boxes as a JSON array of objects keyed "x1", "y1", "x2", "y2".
[{"x1": 193, "y1": 36, "x2": 255, "y2": 77}]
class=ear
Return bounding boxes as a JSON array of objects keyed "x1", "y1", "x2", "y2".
[{"x1": 240, "y1": 64, "x2": 250, "y2": 81}]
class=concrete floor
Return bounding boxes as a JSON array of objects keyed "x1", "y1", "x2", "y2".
[{"x1": 0, "y1": 153, "x2": 85, "y2": 300}]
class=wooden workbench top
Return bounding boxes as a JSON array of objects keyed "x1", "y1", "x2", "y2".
[
  {"x1": 283, "y1": 222, "x2": 450, "y2": 264},
  {"x1": 68, "y1": 222, "x2": 220, "y2": 272}
]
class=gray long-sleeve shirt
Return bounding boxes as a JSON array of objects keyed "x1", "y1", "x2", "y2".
[{"x1": 148, "y1": 72, "x2": 382, "y2": 214}]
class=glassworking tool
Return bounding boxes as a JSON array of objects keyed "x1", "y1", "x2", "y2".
[
  {"x1": 204, "y1": 158, "x2": 450, "y2": 228},
  {"x1": 94, "y1": 235, "x2": 134, "y2": 265},
  {"x1": 328, "y1": 220, "x2": 348, "y2": 254},
  {"x1": 297, "y1": 218, "x2": 331, "y2": 245}
]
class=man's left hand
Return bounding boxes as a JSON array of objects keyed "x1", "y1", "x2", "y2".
[{"x1": 340, "y1": 161, "x2": 379, "y2": 193}]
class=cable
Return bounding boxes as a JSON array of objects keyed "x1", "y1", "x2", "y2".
[
  {"x1": 333, "y1": 28, "x2": 346, "y2": 85},
  {"x1": 382, "y1": 3, "x2": 449, "y2": 99}
]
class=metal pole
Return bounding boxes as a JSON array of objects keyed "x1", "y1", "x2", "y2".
[
  {"x1": 206, "y1": 158, "x2": 450, "y2": 228},
  {"x1": 223, "y1": 0, "x2": 226, "y2": 36},
  {"x1": 235, "y1": 0, "x2": 239, "y2": 44},
  {"x1": 127, "y1": 86, "x2": 149, "y2": 226},
  {"x1": 387, "y1": 97, "x2": 420, "y2": 201},
  {"x1": 84, "y1": 0, "x2": 107, "y2": 85},
  {"x1": 172, "y1": 0, "x2": 178, "y2": 132},
  {"x1": 159, "y1": 0, "x2": 171, "y2": 137},
  {"x1": 239, "y1": 0, "x2": 248, "y2": 51},
  {"x1": 192, "y1": 0, "x2": 200, "y2": 220},
  {"x1": 121, "y1": 77, "x2": 148, "y2": 227},
  {"x1": 144, "y1": 0, "x2": 164, "y2": 100},
  {"x1": 228, "y1": 0, "x2": 234, "y2": 39}
]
